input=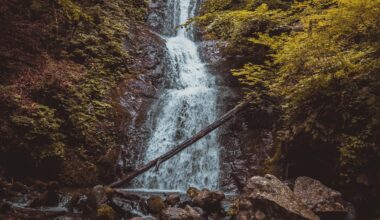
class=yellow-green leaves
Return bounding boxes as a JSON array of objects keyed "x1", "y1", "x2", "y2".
[{"x1": 58, "y1": 0, "x2": 92, "y2": 23}]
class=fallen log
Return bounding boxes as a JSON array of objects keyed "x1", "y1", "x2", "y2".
[{"x1": 109, "y1": 99, "x2": 250, "y2": 188}]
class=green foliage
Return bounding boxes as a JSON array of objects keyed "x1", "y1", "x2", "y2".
[
  {"x1": 57, "y1": 0, "x2": 92, "y2": 23},
  {"x1": 194, "y1": 2, "x2": 291, "y2": 54},
  {"x1": 10, "y1": 104, "x2": 65, "y2": 161}
]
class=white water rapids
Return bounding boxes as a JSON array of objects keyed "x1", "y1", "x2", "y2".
[{"x1": 135, "y1": 0, "x2": 220, "y2": 191}]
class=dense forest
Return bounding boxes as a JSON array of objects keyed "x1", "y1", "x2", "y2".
[{"x1": 0, "y1": 0, "x2": 379, "y2": 219}]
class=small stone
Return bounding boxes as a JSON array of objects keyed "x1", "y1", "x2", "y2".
[
  {"x1": 187, "y1": 187, "x2": 200, "y2": 199},
  {"x1": 165, "y1": 193, "x2": 181, "y2": 207},
  {"x1": 255, "y1": 210, "x2": 266, "y2": 220},
  {"x1": 147, "y1": 195, "x2": 165, "y2": 214}
]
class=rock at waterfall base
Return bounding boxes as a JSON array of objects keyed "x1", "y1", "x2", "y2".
[
  {"x1": 191, "y1": 189, "x2": 225, "y2": 211},
  {"x1": 147, "y1": 195, "x2": 165, "y2": 214},
  {"x1": 165, "y1": 194, "x2": 181, "y2": 207},
  {"x1": 244, "y1": 174, "x2": 320, "y2": 220},
  {"x1": 161, "y1": 207, "x2": 192, "y2": 220},
  {"x1": 294, "y1": 176, "x2": 348, "y2": 220}
]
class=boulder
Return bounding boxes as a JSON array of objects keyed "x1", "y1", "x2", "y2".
[
  {"x1": 161, "y1": 207, "x2": 192, "y2": 220},
  {"x1": 147, "y1": 195, "x2": 165, "y2": 214},
  {"x1": 184, "y1": 205, "x2": 203, "y2": 220},
  {"x1": 293, "y1": 176, "x2": 347, "y2": 220},
  {"x1": 165, "y1": 194, "x2": 181, "y2": 207},
  {"x1": 191, "y1": 189, "x2": 225, "y2": 210},
  {"x1": 245, "y1": 174, "x2": 320, "y2": 220}
]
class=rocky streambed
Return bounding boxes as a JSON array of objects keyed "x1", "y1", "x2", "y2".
[{"x1": 0, "y1": 174, "x2": 355, "y2": 220}]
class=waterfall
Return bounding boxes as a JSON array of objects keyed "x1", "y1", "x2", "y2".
[{"x1": 134, "y1": 0, "x2": 221, "y2": 191}]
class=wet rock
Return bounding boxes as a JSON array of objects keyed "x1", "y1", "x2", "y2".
[
  {"x1": 147, "y1": 195, "x2": 165, "y2": 214},
  {"x1": 29, "y1": 181, "x2": 59, "y2": 207},
  {"x1": 110, "y1": 197, "x2": 133, "y2": 214},
  {"x1": 198, "y1": 40, "x2": 228, "y2": 64},
  {"x1": 161, "y1": 207, "x2": 192, "y2": 220},
  {"x1": 96, "y1": 204, "x2": 116, "y2": 220},
  {"x1": 220, "y1": 200, "x2": 233, "y2": 216},
  {"x1": 93, "y1": 185, "x2": 107, "y2": 204},
  {"x1": 187, "y1": 187, "x2": 200, "y2": 199},
  {"x1": 165, "y1": 193, "x2": 181, "y2": 207},
  {"x1": 245, "y1": 174, "x2": 320, "y2": 220},
  {"x1": 184, "y1": 205, "x2": 204, "y2": 220},
  {"x1": 191, "y1": 189, "x2": 225, "y2": 211},
  {"x1": 293, "y1": 176, "x2": 347, "y2": 220},
  {"x1": 67, "y1": 193, "x2": 98, "y2": 216}
]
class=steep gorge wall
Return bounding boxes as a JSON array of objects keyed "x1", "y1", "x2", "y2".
[{"x1": 0, "y1": 0, "x2": 166, "y2": 187}]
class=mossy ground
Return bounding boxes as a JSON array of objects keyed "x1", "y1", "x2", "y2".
[{"x1": 0, "y1": 0, "x2": 147, "y2": 186}]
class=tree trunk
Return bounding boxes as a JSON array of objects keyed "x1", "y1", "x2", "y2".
[{"x1": 109, "y1": 99, "x2": 250, "y2": 188}]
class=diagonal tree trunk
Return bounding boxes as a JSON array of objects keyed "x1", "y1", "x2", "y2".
[{"x1": 109, "y1": 99, "x2": 250, "y2": 188}]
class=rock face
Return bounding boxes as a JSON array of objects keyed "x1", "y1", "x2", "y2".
[
  {"x1": 120, "y1": 22, "x2": 169, "y2": 170},
  {"x1": 294, "y1": 176, "x2": 347, "y2": 220},
  {"x1": 244, "y1": 174, "x2": 320, "y2": 220}
]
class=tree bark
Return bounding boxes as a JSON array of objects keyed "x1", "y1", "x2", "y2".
[{"x1": 109, "y1": 99, "x2": 250, "y2": 188}]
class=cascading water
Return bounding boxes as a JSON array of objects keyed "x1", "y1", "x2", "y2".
[{"x1": 135, "y1": 0, "x2": 220, "y2": 191}]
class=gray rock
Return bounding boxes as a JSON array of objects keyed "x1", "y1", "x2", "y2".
[
  {"x1": 294, "y1": 176, "x2": 347, "y2": 219},
  {"x1": 245, "y1": 174, "x2": 320, "y2": 220},
  {"x1": 161, "y1": 207, "x2": 192, "y2": 220}
]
